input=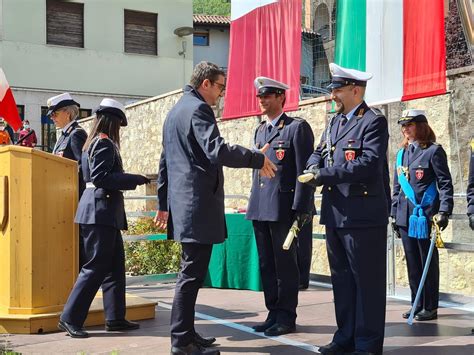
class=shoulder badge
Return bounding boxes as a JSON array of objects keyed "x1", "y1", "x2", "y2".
[{"x1": 369, "y1": 107, "x2": 384, "y2": 117}]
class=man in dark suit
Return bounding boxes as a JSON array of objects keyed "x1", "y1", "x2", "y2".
[
  {"x1": 468, "y1": 138, "x2": 474, "y2": 231},
  {"x1": 154, "y1": 62, "x2": 276, "y2": 355},
  {"x1": 246, "y1": 77, "x2": 315, "y2": 336},
  {"x1": 301, "y1": 63, "x2": 389, "y2": 355}
]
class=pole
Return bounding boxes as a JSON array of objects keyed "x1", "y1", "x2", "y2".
[{"x1": 407, "y1": 218, "x2": 441, "y2": 325}]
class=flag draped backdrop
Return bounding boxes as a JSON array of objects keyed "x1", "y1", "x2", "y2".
[
  {"x1": 223, "y1": 0, "x2": 302, "y2": 120},
  {"x1": 335, "y1": 0, "x2": 447, "y2": 105}
]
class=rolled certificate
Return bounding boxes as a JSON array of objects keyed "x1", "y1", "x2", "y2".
[
  {"x1": 297, "y1": 172, "x2": 315, "y2": 183},
  {"x1": 283, "y1": 219, "x2": 300, "y2": 250}
]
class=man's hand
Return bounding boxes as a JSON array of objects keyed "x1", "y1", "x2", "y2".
[
  {"x1": 298, "y1": 165, "x2": 322, "y2": 187},
  {"x1": 390, "y1": 217, "x2": 401, "y2": 239},
  {"x1": 296, "y1": 213, "x2": 312, "y2": 227},
  {"x1": 434, "y1": 212, "x2": 449, "y2": 231},
  {"x1": 259, "y1": 143, "x2": 277, "y2": 178},
  {"x1": 154, "y1": 210, "x2": 169, "y2": 231},
  {"x1": 469, "y1": 214, "x2": 474, "y2": 231}
]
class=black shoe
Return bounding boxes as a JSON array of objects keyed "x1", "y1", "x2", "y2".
[
  {"x1": 349, "y1": 351, "x2": 382, "y2": 355},
  {"x1": 170, "y1": 342, "x2": 220, "y2": 355},
  {"x1": 318, "y1": 341, "x2": 351, "y2": 355},
  {"x1": 402, "y1": 307, "x2": 422, "y2": 319},
  {"x1": 299, "y1": 284, "x2": 309, "y2": 290},
  {"x1": 194, "y1": 332, "x2": 216, "y2": 347},
  {"x1": 414, "y1": 309, "x2": 437, "y2": 321},
  {"x1": 58, "y1": 320, "x2": 88, "y2": 338},
  {"x1": 105, "y1": 319, "x2": 140, "y2": 331},
  {"x1": 264, "y1": 323, "x2": 295, "y2": 336},
  {"x1": 252, "y1": 319, "x2": 276, "y2": 332}
]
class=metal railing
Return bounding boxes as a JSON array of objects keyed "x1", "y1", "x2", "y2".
[{"x1": 123, "y1": 193, "x2": 473, "y2": 302}]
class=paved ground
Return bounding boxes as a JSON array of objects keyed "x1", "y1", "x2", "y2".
[{"x1": 2, "y1": 282, "x2": 473, "y2": 354}]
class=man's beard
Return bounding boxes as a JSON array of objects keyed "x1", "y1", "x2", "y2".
[{"x1": 335, "y1": 101, "x2": 344, "y2": 113}]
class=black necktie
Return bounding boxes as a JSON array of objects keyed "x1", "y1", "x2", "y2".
[
  {"x1": 337, "y1": 114, "x2": 347, "y2": 137},
  {"x1": 340, "y1": 114, "x2": 348, "y2": 126},
  {"x1": 407, "y1": 144, "x2": 415, "y2": 165}
]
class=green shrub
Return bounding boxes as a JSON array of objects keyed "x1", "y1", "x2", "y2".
[{"x1": 124, "y1": 217, "x2": 181, "y2": 276}]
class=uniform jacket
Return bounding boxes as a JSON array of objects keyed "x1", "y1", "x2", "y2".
[
  {"x1": 157, "y1": 85, "x2": 265, "y2": 244},
  {"x1": 52, "y1": 121, "x2": 87, "y2": 196},
  {"x1": 468, "y1": 140, "x2": 474, "y2": 215},
  {"x1": 75, "y1": 136, "x2": 146, "y2": 230},
  {"x1": 306, "y1": 101, "x2": 390, "y2": 228},
  {"x1": 246, "y1": 114, "x2": 315, "y2": 222},
  {"x1": 391, "y1": 142, "x2": 454, "y2": 227}
]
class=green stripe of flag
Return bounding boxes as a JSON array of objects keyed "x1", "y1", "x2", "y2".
[{"x1": 334, "y1": 0, "x2": 366, "y2": 71}]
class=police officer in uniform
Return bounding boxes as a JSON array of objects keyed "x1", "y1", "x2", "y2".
[
  {"x1": 246, "y1": 77, "x2": 315, "y2": 336},
  {"x1": 301, "y1": 63, "x2": 389, "y2": 355},
  {"x1": 58, "y1": 99, "x2": 150, "y2": 338},
  {"x1": 468, "y1": 138, "x2": 474, "y2": 231},
  {"x1": 48, "y1": 93, "x2": 88, "y2": 269},
  {"x1": 391, "y1": 110, "x2": 453, "y2": 321},
  {"x1": 48, "y1": 93, "x2": 88, "y2": 197},
  {"x1": 154, "y1": 62, "x2": 276, "y2": 355}
]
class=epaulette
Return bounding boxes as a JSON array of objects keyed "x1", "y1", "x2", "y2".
[
  {"x1": 257, "y1": 120, "x2": 266, "y2": 133},
  {"x1": 370, "y1": 107, "x2": 384, "y2": 117}
]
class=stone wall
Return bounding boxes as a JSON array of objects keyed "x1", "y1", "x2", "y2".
[{"x1": 79, "y1": 67, "x2": 473, "y2": 296}]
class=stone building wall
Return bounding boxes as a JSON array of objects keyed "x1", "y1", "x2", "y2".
[{"x1": 78, "y1": 67, "x2": 473, "y2": 296}]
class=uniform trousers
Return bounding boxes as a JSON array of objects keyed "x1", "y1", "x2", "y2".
[
  {"x1": 253, "y1": 220, "x2": 299, "y2": 326},
  {"x1": 399, "y1": 226, "x2": 439, "y2": 311},
  {"x1": 61, "y1": 224, "x2": 126, "y2": 326},
  {"x1": 171, "y1": 242, "x2": 213, "y2": 347},
  {"x1": 326, "y1": 226, "x2": 386, "y2": 353},
  {"x1": 297, "y1": 221, "x2": 313, "y2": 288}
]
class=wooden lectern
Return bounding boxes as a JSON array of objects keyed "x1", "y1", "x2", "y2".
[{"x1": 0, "y1": 146, "x2": 156, "y2": 334}]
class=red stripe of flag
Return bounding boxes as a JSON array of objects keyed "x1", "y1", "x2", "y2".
[
  {"x1": 223, "y1": 0, "x2": 302, "y2": 120},
  {"x1": 0, "y1": 69, "x2": 22, "y2": 132},
  {"x1": 402, "y1": 0, "x2": 446, "y2": 101}
]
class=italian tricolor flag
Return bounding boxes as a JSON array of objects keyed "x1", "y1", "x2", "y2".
[{"x1": 335, "y1": 0, "x2": 447, "y2": 105}]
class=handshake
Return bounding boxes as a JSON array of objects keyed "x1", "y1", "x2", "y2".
[{"x1": 297, "y1": 165, "x2": 322, "y2": 188}]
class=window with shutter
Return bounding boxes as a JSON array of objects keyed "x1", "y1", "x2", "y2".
[
  {"x1": 46, "y1": 0, "x2": 84, "y2": 48},
  {"x1": 124, "y1": 10, "x2": 158, "y2": 56}
]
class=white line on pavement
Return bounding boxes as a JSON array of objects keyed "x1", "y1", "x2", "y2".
[{"x1": 158, "y1": 302, "x2": 320, "y2": 353}]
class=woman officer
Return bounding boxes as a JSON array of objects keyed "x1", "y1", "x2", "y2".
[
  {"x1": 48, "y1": 93, "x2": 88, "y2": 197},
  {"x1": 58, "y1": 98, "x2": 150, "y2": 338},
  {"x1": 391, "y1": 109, "x2": 453, "y2": 321}
]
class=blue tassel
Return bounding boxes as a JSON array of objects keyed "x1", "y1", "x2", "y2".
[
  {"x1": 408, "y1": 207, "x2": 419, "y2": 238},
  {"x1": 417, "y1": 215, "x2": 428, "y2": 239}
]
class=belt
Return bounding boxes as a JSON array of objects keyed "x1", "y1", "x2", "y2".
[{"x1": 86, "y1": 182, "x2": 95, "y2": 189}]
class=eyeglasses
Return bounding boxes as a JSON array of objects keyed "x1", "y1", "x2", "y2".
[{"x1": 213, "y1": 82, "x2": 226, "y2": 93}]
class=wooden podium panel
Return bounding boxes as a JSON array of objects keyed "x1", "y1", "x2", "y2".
[
  {"x1": 0, "y1": 146, "x2": 156, "y2": 334},
  {"x1": 0, "y1": 146, "x2": 79, "y2": 315}
]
